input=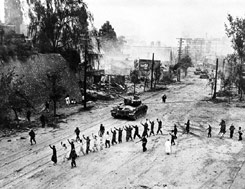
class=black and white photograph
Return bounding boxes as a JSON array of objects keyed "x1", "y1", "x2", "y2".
[{"x1": 1, "y1": 0, "x2": 245, "y2": 188}]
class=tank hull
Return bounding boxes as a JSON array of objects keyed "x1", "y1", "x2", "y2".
[{"x1": 111, "y1": 104, "x2": 148, "y2": 120}]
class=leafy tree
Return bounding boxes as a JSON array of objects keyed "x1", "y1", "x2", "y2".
[
  {"x1": 0, "y1": 68, "x2": 32, "y2": 125},
  {"x1": 225, "y1": 14, "x2": 245, "y2": 62},
  {"x1": 225, "y1": 14, "x2": 245, "y2": 99},
  {"x1": 99, "y1": 21, "x2": 118, "y2": 52},
  {"x1": 28, "y1": 0, "x2": 91, "y2": 54},
  {"x1": 173, "y1": 55, "x2": 193, "y2": 77}
]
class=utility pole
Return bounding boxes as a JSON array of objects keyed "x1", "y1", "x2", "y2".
[
  {"x1": 177, "y1": 38, "x2": 183, "y2": 63},
  {"x1": 212, "y1": 58, "x2": 219, "y2": 99},
  {"x1": 151, "y1": 53, "x2": 154, "y2": 90}
]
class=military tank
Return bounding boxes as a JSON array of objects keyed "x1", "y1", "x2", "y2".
[{"x1": 111, "y1": 96, "x2": 148, "y2": 120}]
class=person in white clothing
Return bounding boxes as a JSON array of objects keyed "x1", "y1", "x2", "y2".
[
  {"x1": 61, "y1": 142, "x2": 68, "y2": 162},
  {"x1": 92, "y1": 133, "x2": 98, "y2": 152},
  {"x1": 99, "y1": 136, "x2": 104, "y2": 150},
  {"x1": 78, "y1": 139, "x2": 85, "y2": 156},
  {"x1": 165, "y1": 139, "x2": 171, "y2": 155},
  {"x1": 105, "y1": 131, "x2": 110, "y2": 148}
]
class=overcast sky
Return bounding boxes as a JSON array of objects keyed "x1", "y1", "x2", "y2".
[
  {"x1": 85, "y1": 0, "x2": 245, "y2": 46},
  {"x1": 1, "y1": 0, "x2": 245, "y2": 46}
]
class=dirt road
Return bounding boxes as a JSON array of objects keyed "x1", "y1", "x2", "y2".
[{"x1": 1, "y1": 71, "x2": 245, "y2": 189}]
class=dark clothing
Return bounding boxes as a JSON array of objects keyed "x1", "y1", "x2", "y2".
[
  {"x1": 142, "y1": 137, "x2": 147, "y2": 152},
  {"x1": 156, "y1": 120, "x2": 163, "y2": 135},
  {"x1": 105, "y1": 140, "x2": 110, "y2": 148},
  {"x1": 128, "y1": 127, "x2": 133, "y2": 141},
  {"x1": 70, "y1": 150, "x2": 77, "y2": 167},
  {"x1": 173, "y1": 126, "x2": 178, "y2": 137},
  {"x1": 99, "y1": 125, "x2": 105, "y2": 137},
  {"x1": 111, "y1": 130, "x2": 117, "y2": 145},
  {"x1": 229, "y1": 126, "x2": 235, "y2": 138},
  {"x1": 133, "y1": 126, "x2": 141, "y2": 139},
  {"x1": 50, "y1": 146, "x2": 57, "y2": 164},
  {"x1": 162, "y1": 94, "x2": 167, "y2": 103},
  {"x1": 149, "y1": 121, "x2": 155, "y2": 136},
  {"x1": 75, "y1": 128, "x2": 80, "y2": 141},
  {"x1": 115, "y1": 128, "x2": 123, "y2": 143},
  {"x1": 68, "y1": 140, "x2": 75, "y2": 159},
  {"x1": 219, "y1": 121, "x2": 226, "y2": 134},
  {"x1": 29, "y1": 130, "x2": 36, "y2": 145},
  {"x1": 40, "y1": 115, "x2": 46, "y2": 128},
  {"x1": 68, "y1": 140, "x2": 75, "y2": 150},
  {"x1": 238, "y1": 130, "x2": 243, "y2": 141},
  {"x1": 170, "y1": 133, "x2": 176, "y2": 145},
  {"x1": 26, "y1": 111, "x2": 31, "y2": 122},
  {"x1": 124, "y1": 127, "x2": 129, "y2": 142},
  {"x1": 185, "y1": 120, "x2": 190, "y2": 134},
  {"x1": 141, "y1": 123, "x2": 149, "y2": 138},
  {"x1": 83, "y1": 136, "x2": 91, "y2": 154},
  {"x1": 207, "y1": 126, "x2": 212, "y2": 138},
  {"x1": 124, "y1": 127, "x2": 133, "y2": 142}
]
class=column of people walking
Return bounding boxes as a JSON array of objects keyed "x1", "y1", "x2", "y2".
[{"x1": 45, "y1": 118, "x2": 243, "y2": 168}]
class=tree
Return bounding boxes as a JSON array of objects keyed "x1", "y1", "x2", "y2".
[
  {"x1": 43, "y1": 70, "x2": 66, "y2": 116},
  {"x1": 28, "y1": 0, "x2": 102, "y2": 109},
  {"x1": 0, "y1": 68, "x2": 32, "y2": 125},
  {"x1": 173, "y1": 55, "x2": 193, "y2": 79},
  {"x1": 99, "y1": 21, "x2": 118, "y2": 52},
  {"x1": 225, "y1": 14, "x2": 245, "y2": 99},
  {"x1": 28, "y1": 0, "x2": 91, "y2": 54},
  {"x1": 225, "y1": 14, "x2": 245, "y2": 62}
]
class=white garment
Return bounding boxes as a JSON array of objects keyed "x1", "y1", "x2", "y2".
[
  {"x1": 165, "y1": 140, "x2": 171, "y2": 154},
  {"x1": 62, "y1": 147, "x2": 68, "y2": 162},
  {"x1": 105, "y1": 134, "x2": 110, "y2": 141},
  {"x1": 65, "y1": 97, "x2": 70, "y2": 105},
  {"x1": 99, "y1": 137, "x2": 104, "y2": 150}
]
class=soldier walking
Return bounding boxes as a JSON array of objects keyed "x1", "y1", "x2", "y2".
[
  {"x1": 74, "y1": 127, "x2": 81, "y2": 142},
  {"x1": 170, "y1": 130, "x2": 176, "y2": 145},
  {"x1": 99, "y1": 124, "x2": 105, "y2": 137},
  {"x1": 29, "y1": 129, "x2": 36, "y2": 145},
  {"x1": 162, "y1": 94, "x2": 167, "y2": 103},
  {"x1": 207, "y1": 125, "x2": 212, "y2": 138},
  {"x1": 141, "y1": 136, "x2": 148, "y2": 152},
  {"x1": 70, "y1": 149, "x2": 77, "y2": 168}
]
